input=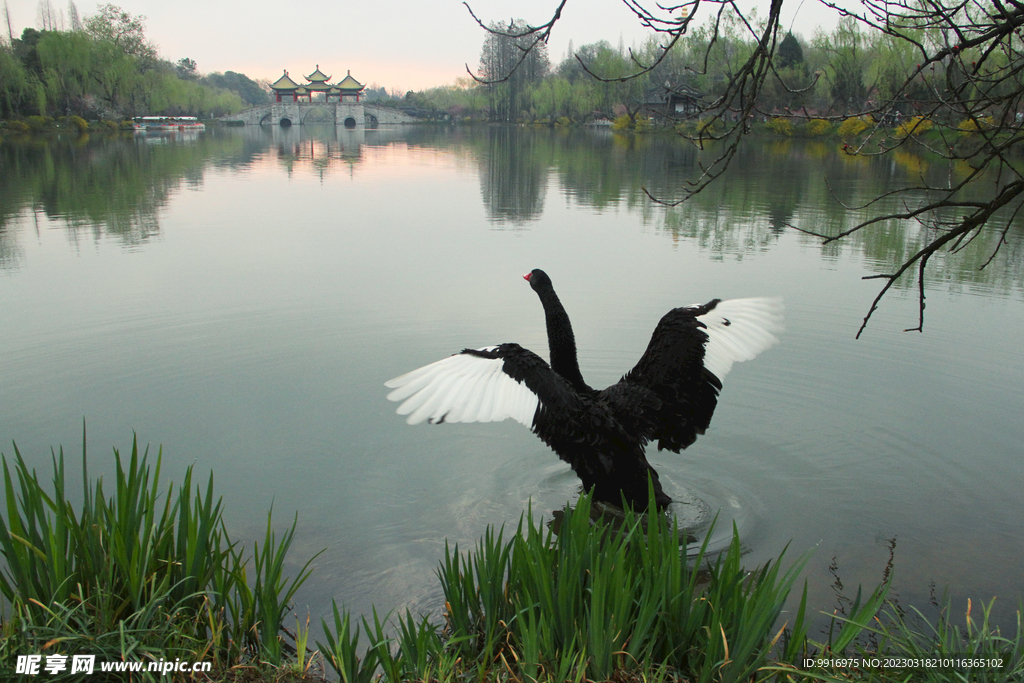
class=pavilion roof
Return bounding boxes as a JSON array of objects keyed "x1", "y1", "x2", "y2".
[
  {"x1": 270, "y1": 72, "x2": 300, "y2": 91},
  {"x1": 336, "y1": 71, "x2": 365, "y2": 91},
  {"x1": 306, "y1": 65, "x2": 331, "y2": 83},
  {"x1": 270, "y1": 67, "x2": 366, "y2": 94}
]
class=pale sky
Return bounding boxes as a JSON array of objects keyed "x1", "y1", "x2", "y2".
[{"x1": 5, "y1": 0, "x2": 847, "y2": 92}]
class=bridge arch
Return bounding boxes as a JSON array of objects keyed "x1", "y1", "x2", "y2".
[{"x1": 302, "y1": 106, "x2": 336, "y2": 125}]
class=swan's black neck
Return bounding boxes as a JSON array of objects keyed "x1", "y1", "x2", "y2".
[{"x1": 535, "y1": 283, "x2": 592, "y2": 394}]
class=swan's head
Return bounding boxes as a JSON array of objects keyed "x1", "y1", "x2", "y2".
[{"x1": 523, "y1": 269, "x2": 552, "y2": 292}]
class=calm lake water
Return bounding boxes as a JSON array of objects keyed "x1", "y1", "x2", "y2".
[{"x1": 2, "y1": 125, "x2": 1023, "y2": 634}]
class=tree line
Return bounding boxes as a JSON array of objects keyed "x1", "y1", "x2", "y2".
[
  {"x1": 400, "y1": 8, "x2": 1018, "y2": 135},
  {"x1": 0, "y1": 2, "x2": 266, "y2": 121}
]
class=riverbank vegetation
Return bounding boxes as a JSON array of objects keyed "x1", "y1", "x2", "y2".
[
  {"x1": 392, "y1": 7, "x2": 1015, "y2": 133},
  {"x1": 0, "y1": 3, "x2": 262, "y2": 123},
  {"x1": 1, "y1": 434, "x2": 1022, "y2": 682}
]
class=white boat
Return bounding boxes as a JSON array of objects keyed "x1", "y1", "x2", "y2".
[{"x1": 133, "y1": 116, "x2": 206, "y2": 133}]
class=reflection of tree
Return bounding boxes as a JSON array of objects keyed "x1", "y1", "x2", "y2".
[
  {"x1": 552, "y1": 130, "x2": 701, "y2": 210},
  {"x1": 478, "y1": 127, "x2": 547, "y2": 224},
  {"x1": 648, "y1": 137, "x2": 1024, "y2": 299},
  {"x1": 479, "y1": 127, "x2": 1024, "y2": 296},
  {"x1": 0, "y1": 130, "x2": 258, "y2": 264},
  {"x1": 0, "y1": 135, "x2": 169, "y2": 246},
  {"x1": 0, "y1": 223, "x2": 25, "y2": 269}
]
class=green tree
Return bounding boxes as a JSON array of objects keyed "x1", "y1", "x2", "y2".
[
  {"x1": 13, "y1": 27, "x2": 43, "y2": 78},
  {"x1": 88, "y1": 36, "x2": 142, "y2": 114},
  {"x1": 0, "y1": 44, "x2": 33, "y2": 117},
  {"x1": 552, "y1": 40, "x2": 649, "y2": 120},
  {"x1": 760, "y1": 63, "x2": 814, "y2": 112},
  {"x1": 37, "y1": 30, "x2": 94, "y2": 116},
  {"x1": 417, "y1": 78, "x2": 488, "y2": 119},
  {"x1": 587, "y1": 41, "x2": 649, "y2": 120},
  {"x1": 0, "y1": 6, "x2": 245, "y2": 119},
  {"x1": 816, "y1": 17, "x2": 868, "y2": 113},
  {"x1": 83, "y1": 4, "x2": 155, "y2": 63},
  {"x1": 865, "y1": 28, "x2": 928, "y2": 112},
  {"x1": 175, "y1": 57, "x2": 197, "y2": 80},
  {"x1": 478, "y1": 19, "x2": 550, "y2": 122},
  {"x1": 79, "y1": 4, "x2": 157, "y2": 116},
  {"x1": 777, "y1": 31, "x2": 803, "y2": 69}
]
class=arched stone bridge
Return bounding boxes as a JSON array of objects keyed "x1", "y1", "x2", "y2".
[{"x1": 219, "y1": 102, "x2": 416, "y2": 128}]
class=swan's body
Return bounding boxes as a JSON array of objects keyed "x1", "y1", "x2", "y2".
[{"x1": 385, "y1": 269, "x2": 782, "y2": 509}]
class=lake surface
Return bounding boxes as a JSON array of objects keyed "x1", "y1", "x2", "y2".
[{"x1": 2, "y1": 125, "x2": 1022, "y2": 634}]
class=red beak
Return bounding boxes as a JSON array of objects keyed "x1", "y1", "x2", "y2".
[{"x1": 523, "y1": 272, "x2": 532, "y2": 282}]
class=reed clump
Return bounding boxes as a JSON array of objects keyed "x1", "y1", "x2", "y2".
[
  {"x1": 0, "y1": 430, "x2": 319, "y2": 680},
  {"x1": 317, "y1": 493, "x2": 1023, "y2": 683},
  {"x1": 321, "y1": 492, "x2": 822, "y2": 683}
]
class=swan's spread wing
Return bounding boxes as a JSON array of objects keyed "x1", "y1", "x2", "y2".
[
  {"x1": 698, "y1": 297, "x2": 784, "y2": 380},
  {"x1": 620, "y1": 297, "x2": 783, "y2": 451},
  {"x1": 385, "y1": 344, "x2": 576, "y2": 427}
]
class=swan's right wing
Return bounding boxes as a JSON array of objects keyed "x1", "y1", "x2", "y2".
[
  {"x1": 620, "y1": 297, "x2": 783, "y2": 451},
  {"x1": 385, "y1": 344, "x2": 579, "y2": 427},
  {"x1": 695, "y1": 297, "x2": 784, "y2": 380}
]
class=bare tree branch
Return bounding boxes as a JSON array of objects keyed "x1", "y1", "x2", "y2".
[{"x1": 463, "y1": 1, "x2": 567, "y2": 84}]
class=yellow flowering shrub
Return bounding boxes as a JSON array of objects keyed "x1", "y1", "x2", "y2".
[
  {"x1": 806, "y1": 119, "x2": 833, "y2": 136},
  {"x1": 611, "y1": 115, "x2": 633, "y2": 131},
  {"x1": 838, "y1": 116, "x2": 870, "y2": 138},
  {"x1": 766, "y1": 117, "x2": 794, "y2": 136},
  {"x1": 958, "y1": 116, "x2": 996, "y2": 133},
  {"x1": 895, "y1": 115, "x2": 933, "y2": 138}
]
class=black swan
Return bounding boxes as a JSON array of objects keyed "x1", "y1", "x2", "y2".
[{"x1": 385, "y1": 269, "x2": 783, "y2": 509}]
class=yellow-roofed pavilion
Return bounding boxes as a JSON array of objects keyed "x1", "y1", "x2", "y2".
[{"x1": 270, "y1": 66, "x2": 366, "y2": 103}]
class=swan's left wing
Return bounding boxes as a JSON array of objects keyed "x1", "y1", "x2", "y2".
[{"x1": 385, "y1": 344, "x2": 577, "y2": 428}]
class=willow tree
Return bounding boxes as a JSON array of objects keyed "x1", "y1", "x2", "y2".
[
  {"x1": 36, "y1": 29, "x2": 94, "y2": 116},
  {"x1": 0, "y1": 45, "x2": 34, "y2": 116}
]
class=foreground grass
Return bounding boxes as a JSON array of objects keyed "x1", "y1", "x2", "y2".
[
  {"x1": 1, "y1": 434, "x2": 1021, "y2": 682},
  {"x1": 0, "y1": 430, "x2": 319, "y2": 680}
]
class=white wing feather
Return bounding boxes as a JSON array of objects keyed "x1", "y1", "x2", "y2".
[
  {"x1": 698, "y1": 298, "x2": 783, "y2": 380},
  {"x1": 385, "y1": 347, "x2": 539, "y2": 427}
]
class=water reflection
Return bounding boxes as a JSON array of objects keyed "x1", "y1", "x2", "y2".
[
  {"x1": 268, "y1": 125, "x2": 366, "y2": 179},
  {"x1": 0, "y1": 129, "x2": 258, "y2": 258},
  {"x1": 1, "y1": 127, "x2": 1021, "y2": 296},
  {"x1": 479, "y1": 127, "x2": 547, "y2": 225}
]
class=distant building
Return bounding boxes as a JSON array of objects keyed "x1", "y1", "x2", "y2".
[
  {"x1": 642, "y1": 84, "x2": 705, "y2": 119},
  {"x1": 269, "y1": 66, "x2": 366, "y2": 103}
]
